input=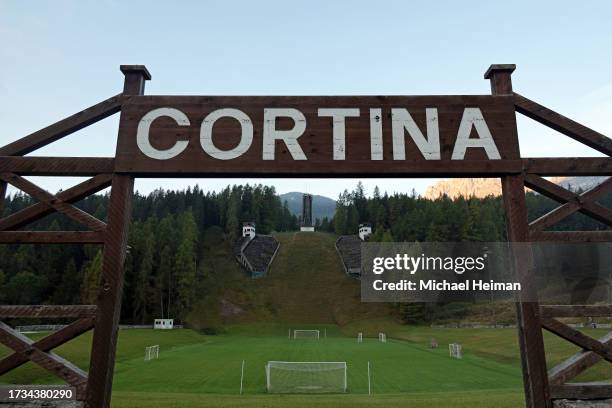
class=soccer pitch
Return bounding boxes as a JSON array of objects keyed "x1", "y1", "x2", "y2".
[{"x1": 2, "y1": 326, "x2": 611, "y2": 407}]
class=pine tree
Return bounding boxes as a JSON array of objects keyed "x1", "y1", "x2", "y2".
[
  {"x1": 80, "y1": 250, "x2": 103, "y2": 304},
  {"x1": 174, "y1": 211, "x2": 198, "y2": 320}
]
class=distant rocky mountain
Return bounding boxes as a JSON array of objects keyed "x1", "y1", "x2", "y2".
[
  {"x1": 279, "y1": 192, "x2": 336, "y2": 221},
  {"x1": 424, "y1": 176, "x2": 609, "y2": 199}
]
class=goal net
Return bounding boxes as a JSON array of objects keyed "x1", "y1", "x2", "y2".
[
  {"x1": 449, "y1": 343, "x2": 463, "y2": 359},
  {"x1": 144, "y1": 345, "x2": 159, "y2": 361},
  {"x1": 266, "y1": 361, "x2": 347, "y2": 393},
  {"x1": 293, "y1": 329, "x2": 320, "y2": 339}
]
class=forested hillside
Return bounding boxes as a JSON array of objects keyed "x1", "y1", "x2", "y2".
[{"x1": 0, "y1": 182, "x2": 609, "y2": 325}]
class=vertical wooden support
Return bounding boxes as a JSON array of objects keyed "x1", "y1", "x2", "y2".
[
  {"x1": 85, "y1": 66, "x2": 150, "y2": 408},
  {"x1": 0, "y1": 181, "x2": 6, "y2": 216},
  {"x1": 486, "y1": 64, "x2": 551, "y2": 408}
]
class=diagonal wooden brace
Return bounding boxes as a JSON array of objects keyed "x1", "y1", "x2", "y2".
[
  {"x1": 514, "y1": 93, "x2": 612, "y2": 156},
  {"x1": 526, "y1": 175, "x2": 612, "y2": 232},
  {"x1": 0, "y1": 321, "x2": 88, "y2": 390},
  {"x1": 541, "y1": 318, "x2": 612, "y2": 363},
  {"x1": 0, "y1": 317, "x2": 94, "y2": 375},
  {"x1": 0, "y1": 172, "x2": 107, "y2": 231},
  {"x1": 549, "y1": 332, "x2": 612, "y2": 386},
  {"x1": 0, "y1": 94, "x2": 124, "y2": 157},
  {"x1": 0, "y1": 174, "x2": 112, "y2": 231}
]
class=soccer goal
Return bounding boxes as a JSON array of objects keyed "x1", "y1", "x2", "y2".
[
  {"x1": 378, "y1": 332, "x2": 387, "y2": 343},
  {"x1": 265, "y1": 361, "x2": 347, "y2": 393},
  {"x1": 144, "y1": 345, "x2": 159, "y2": 361},
  {"x1": 449, "y1": 343, "x2": 463, "y2": 359},
  {"x1": 293, "y1": 329, "x2": 320, "y2": 339},
  {"x1": 357, "y1": 332, "x2": 363, "y2": 343}
]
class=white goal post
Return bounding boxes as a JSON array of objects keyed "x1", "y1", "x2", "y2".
[
  {"x1": 449, "y1": 343, "x2": 463, "y2": 359},
  {"x1": 144, "y1": 345, "x2": 159, "y2": 361},
  {"x1": 293, "y1": 329, "x2": 320, "y2": 339},
  {"x1": 266, "y1": 361, "x2": 347, "y2": 393}
]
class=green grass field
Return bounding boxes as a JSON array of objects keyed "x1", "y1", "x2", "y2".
[{"x1": 2, "y1": 325, "x2": 611, "y2": 407}]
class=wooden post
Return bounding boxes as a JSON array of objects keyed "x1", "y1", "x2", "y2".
[
  {"x1": 0, "y1": 181, "x2": 6, "y2": 216},
  {"x1": 486, "y1": 64, "x2": 552, "y2": 408},
  {"x1": 85, "y1": 65, "x2": 150, "y2": 408}
]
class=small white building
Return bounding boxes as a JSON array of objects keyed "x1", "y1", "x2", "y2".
[
  {"x1": 358, "y1": 223, "x2": 372, "y2": 241},
  {"x1": 154, "y1": 319, "x2": 174, "y2": 330},
  {"x1": 242, "y1": 222, "x2": 256, "y2": 239}
]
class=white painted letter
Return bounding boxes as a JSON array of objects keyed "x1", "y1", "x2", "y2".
[
  {"x1": 200, "y1": 108, "x2": 253, "y2": 160},
  {"x1": 391, "y1": 108, "x2": 440, "y2": 160},
  {"x1": 451, "y1": 108, "x2": 501, "y2": 160},
  {"x1": 137, "y1": 108, "x2": 190, "y2": 160},
  {"x1": 370, "y1": 108, "x2": 383, "y2": 160},
  {"x1": 318, "y1": 108, "x2": 360, "y2": 160},
  {"x1": 262, "y1": 108, "x2": 307, "y2": 160}
]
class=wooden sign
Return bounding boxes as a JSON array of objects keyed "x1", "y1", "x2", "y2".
[{"x1": 115, "y1": 95, "x2": 520, "y2": 176}]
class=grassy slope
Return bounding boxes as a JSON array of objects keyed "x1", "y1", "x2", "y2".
[{"x1": 189, "y1": 231, "x2": 390, "y2": 327}]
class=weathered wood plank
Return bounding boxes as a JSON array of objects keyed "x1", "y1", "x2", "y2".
[
  {"x1": 0, "y1": 173, "x2": 107, "y2": 231},
  {"x1": 530, "y1": 231, "x2": 612, "y2": 242},
  {"x1": 523, "y1": 158, "x2": 612, "y2": 176},
  {"x1": 0, "y1": 94, "x2": 124, "y2": 156},
  {"x1": 0, "y1": 317, "x2": 94, "y2": 375},
  {"x1": 115, "y1": 94, "x2": 521, "y2": 175},
  {"x1": 0, "y1": 231, "x2": 105, "y2": 244},
  {"x1": 491, "y1": 64, "x2": 551, "y2": 408},
  {"x1": 515, "y1": 93, "x2": 612, "y2": 156},
  {"x1": 86, "y1": 66, "x2": 146, "y2": 408},
  {"x1": 0, "y1": 181, "x2": 6, "y2": 216},
  {"x1": 0, "y1": 174, "x2": 112, "y2": 231},
  {"x1": 0, "y1": 157, "x2": 115, "y2": 176},
  {"x1": 550, "y1": 382, "x2": 612, "y2": 399},
  {"x1": 0, "y1": 305, "x2": 96, "y2": 318}
]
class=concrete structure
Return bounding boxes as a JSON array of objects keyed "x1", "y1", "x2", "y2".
[
  {"x1": 242, "y1": 221, "x2": 256, "y2": 239},
  {"x1": 358, "y1": 223, "x2": 372, "y2": 241},
  {"x1": 300, "y1": 194, "x2": 314, "y2": 232}
]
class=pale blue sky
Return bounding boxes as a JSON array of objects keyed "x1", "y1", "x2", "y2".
[{"x1": 1, "y1": 0, "x2": 611, "y2": 200}]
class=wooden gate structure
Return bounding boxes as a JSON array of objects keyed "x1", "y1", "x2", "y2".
[{"x1": 0, "y1": 64, "x2": 611, "y2": 407}]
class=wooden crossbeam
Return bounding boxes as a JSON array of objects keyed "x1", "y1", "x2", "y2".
[
  {"x1": 0, "y1": 317, "x2": 94, "y2": 375},
  {"x1": 514, "y1": 93, "x2": 612, "y2": 156},
  {"x1": 0, "y1": 173, "x2": 107, "y2": 231},
  {"x1": 530, "y1": 230, "x2": 612, "y2": 242},
  {"x1": 0, "y1": 173, "x2": 113, "y2": 231},
  {"x1": 0, "y1": 94, "x2": 124, "y2": 156},
  {"x1": 0, "y1": 156, "x2": 115, "y2": 176},
  {"x1": 0, "y1": 231, "x2": 105, "y2": 244},
  {"x1": 548, "y1": 332, "x2": 612, "y2": 386},
  {"x1": 0, "y1": 305, "x2": 96, "y2": 318},
  {"x1": 525, "y1": 175, "x2": 612, "y2": 231},
  {"x1": 541, "y1": 305, "x2": 612, "y2": 318},
  {"x1": 550, "y1": 382, "x2": 612, "y2": 399},
  {"x1": 541, "y1": 318, "x2": 612, "y2": 362},
  {"x1": 523, "y1": 158, "x2": 612, "y2": 176},
  {"x1": 0, "y1": 321, "x2": 88, "y2": 390}
]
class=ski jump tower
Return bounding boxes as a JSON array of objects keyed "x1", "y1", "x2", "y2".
[{"x1": 300, "y1": 194, "x2": 315, "y2": 232}]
